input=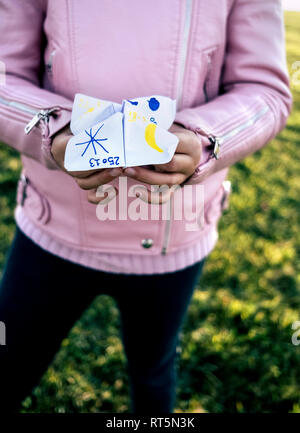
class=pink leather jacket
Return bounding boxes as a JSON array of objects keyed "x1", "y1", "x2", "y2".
[{"x1": 0, "y1": 0, "x2": 292, "y2": 264}]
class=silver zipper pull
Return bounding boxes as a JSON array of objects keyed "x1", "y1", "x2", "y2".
[
  {"x1": 24, "y1": 112, "x2": 42, "y2": 134},
  {"x1": 24, "y1": 108, "x2": 58, "y2": 135},
  {"x1": 208, "y1": 134, "x2": 221, "y2": 160}
]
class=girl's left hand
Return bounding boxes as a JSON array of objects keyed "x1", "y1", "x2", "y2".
[
  {"x1": 123, "y1": 123, "x2": 202, "y2": 186},
  {"x1": 86, "y1": 123, "x2": 202, "y2": 204}
]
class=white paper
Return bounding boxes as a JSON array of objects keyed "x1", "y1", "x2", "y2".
[{"x1": 64, "y1": 93, "x2": 179, "y2": 171}]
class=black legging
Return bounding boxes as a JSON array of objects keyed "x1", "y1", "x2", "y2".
[{"x1": 0, "y1": 226, "x2": 205, "y2": 413}]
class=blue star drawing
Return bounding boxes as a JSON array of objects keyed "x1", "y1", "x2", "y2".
[{"x1": 75, "y1": 123, "x2": 108, "y2": 157}]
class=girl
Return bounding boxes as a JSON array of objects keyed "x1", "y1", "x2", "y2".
[{"x1": 0, "y1": 0, "x2": 292, "y2": 413}]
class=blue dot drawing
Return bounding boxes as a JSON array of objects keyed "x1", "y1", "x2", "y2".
[
  {"x1": 148, "y1": 97, "x2": 160, "y2": 111},
  {"x1": 127, "y1": 99, "x2": 138, "y2": 106},
  {"x1": 75, "y1": 123, "x2": 108, "y2": 157}
]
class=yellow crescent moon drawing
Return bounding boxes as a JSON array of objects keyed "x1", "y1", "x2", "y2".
[{"x1": 144, "y1": 123, "x2": 163, "y2": 153}]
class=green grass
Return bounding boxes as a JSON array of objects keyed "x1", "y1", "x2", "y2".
[{"x1": 0, "y1": 11, "x2": 300, "y2": 413}]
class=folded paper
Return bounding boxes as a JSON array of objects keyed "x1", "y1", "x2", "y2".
[{"x1": 64, "y1": 93, "x2": 179, "y2": 171}]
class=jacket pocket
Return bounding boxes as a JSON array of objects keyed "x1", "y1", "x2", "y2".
[
  {"x1": 186, "y1": 45, "x2": 219, "y2": 108},
  {"x1": 205, "y1": 180, "x2": 231, "y2": 225},
  {"x1": 17, "y1": 172, "x2": 51, "y2": 225},
  {"x1": 44, "y1": 45, "x2": 58, "y2": 93},
  {"x1": 202, "y1": 45, "x2": 219, "y2": 103}
]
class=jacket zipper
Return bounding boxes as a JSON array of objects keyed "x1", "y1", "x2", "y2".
[
  {"x1": 197, "y1": 105, "x2": 270, "y2": 160},
  {"x1": 161, "y1": 0, "x2": 193, "y2": 255},
  {"x1": 0, "y1": 95, "x2": 59, "y2": 134},
  {"x1": 24, "y1": 107, "x2": 58, "y2": 134},
  {"x1": 176, "y1": 0, "x2": 193, "y2": 111},
  {"x1": 161, "y1": 193, "x2": 174, "y2": 255},
  {"x1": 217, "y1": 106, "x2": 270, "y2": 145}
]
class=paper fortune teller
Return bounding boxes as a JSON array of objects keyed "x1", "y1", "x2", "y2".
[{"x1": 64, "y1": 93, "x2": 179, "y2": 171}]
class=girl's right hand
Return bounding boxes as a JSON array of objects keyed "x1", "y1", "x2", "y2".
[{"x1": 50, "y1": 123, "x2": 123, "y2": 187}]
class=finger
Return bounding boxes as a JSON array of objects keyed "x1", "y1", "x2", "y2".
[
  {"x1": 52, "y1": 124, "x2": 72, "y2": 142},
  {"x1": 87, "y1": 187, "x2": 119, "y2": 204},
  {"x1": 124, "y1": 166, "x2": 187, "y2": 186},
  {"x1": 75, "y1": 167, "x2": 123, "y2": 190},
  {"x1": 53, "y1": 124, "x2": 103, "y2": 178},
  {"x1": 174, "y1": 133, "x2": 201, "y2": 155},
  {"x1": 60, "y1": 123, "x2": 72, "y2": 136},
  {"x1": 87, "y1": 188, "x2": 105, "y2": 204},
  {"x1": 67, "y1": 168, "x2": 103, "y2": 179},
  {"x1": 168, "y1": 122, "x2": 187, "y2": 134},
  {"x1": 154, "y1": 154, "x2": 194, "y2": 174},
  {"x1": 133, "y1": 185, "x2": 176, "y2": 205}
]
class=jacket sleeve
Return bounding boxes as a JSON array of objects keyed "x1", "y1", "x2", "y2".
[
  {"x1": 0, "y1": 0, "x2": 73, "y2": 170},
  {"x1": 175, "y1": 0, "x2": 293, "y2": 185}
]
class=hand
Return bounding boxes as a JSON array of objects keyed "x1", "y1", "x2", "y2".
[
  {"x1": 86, "y1": 122, "x2": 202, "y2": 204},
  {"x1": 124, "y1": 123, "x2": 202, "y2": 187},
  {"x1": 50, "y1": 123, "x2": 123, "y2": 186},
  {"x1": 123, "y1": 122, "x2": 202, "y2": 185}
]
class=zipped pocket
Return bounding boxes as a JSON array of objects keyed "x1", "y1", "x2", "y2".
[
  {"x1": 202, "y1": 47, "x2": 216, "y2": 103},
  {"x1": 46, "y1": 49, "x2": 57, "y2": 78},
  {"x1": 45, "y1": 48, "x2": 58, "y2": 93},
  {"x1": 0, "y1": 95, "x2": 60, "y2": 135},
  {"x1": 194, "y1": 104, "x2": 271, "y2": 161},
  {"x1": 217, "y1": 106, "x2": 270, "y2": 146},
  {"x1": 24, "y1": 107, "x2": 59, "y2": 135},
  {"x1": 16, "y1": 172, "x2": 51, "y2": 225}
]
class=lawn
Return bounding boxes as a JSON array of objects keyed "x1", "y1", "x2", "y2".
[{"x1": 0, "y1": 11, "x2": 299, "y2": 413}]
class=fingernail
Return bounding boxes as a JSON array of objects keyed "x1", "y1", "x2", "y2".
[
  {"x1": 125, "y1": 168, "x2": 136, "y2": 176},
  {"x1": 110, "y1": 168, "x2": 121, "y2": 176}
]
